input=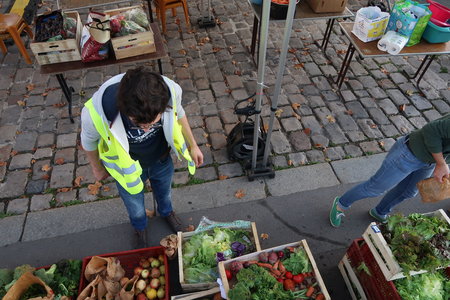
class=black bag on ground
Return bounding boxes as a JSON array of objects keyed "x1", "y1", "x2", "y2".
[{"x1": 227, "y1": 120, "x2": 266, "y2": 161}]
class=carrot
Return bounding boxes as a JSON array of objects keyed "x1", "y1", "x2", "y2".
[
  {"x1": 271, "y1": 269, "x2": 281, "y2": 277},
  {"x1": 246, "y1": 260, "x2": 259, "y2": 265},
  {"x1": 286, "y1": 246, "x2": 295, "y2": 252},
  {"x1": 270, "y1": 270, "x2": 281, "y2": 278},
  {"x1": 256, "y1": 262, "x2": 274, "y2": 269},
  {"x1": 306, "y1": 286, "x2": 315, "y2": 297},
  {"x1": 273, "y1": 260, "x2": 280, "y2": 270},
  {"x1": 278, "y1": 261, "x2": 286, "y2": 273},
  {"x1": 315, "y1": 294, "x2": 325, "y2": 300}
]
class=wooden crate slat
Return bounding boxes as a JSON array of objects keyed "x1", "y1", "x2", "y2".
[
  {"x1": 218, "y1": 240, "x2": 331, "y2": 300},
  {"x1": 338, "y1": 254, "x2": 368, "y2": 300},
  {"x1": 171, "y1": 287, "x2": 221, "y2": 300}
]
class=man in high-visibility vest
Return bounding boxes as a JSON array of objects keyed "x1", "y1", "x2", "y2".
[{"x1": 81, "y1": 66, "x2": 203, "y2": 248}]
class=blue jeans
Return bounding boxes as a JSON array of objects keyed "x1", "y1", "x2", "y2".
[
  {"x1": 338, "y1": 136, "x2": 435, "y2": 216},
  {"x1": 117, "y1": 155, "x2": 174, "y2": 230}
]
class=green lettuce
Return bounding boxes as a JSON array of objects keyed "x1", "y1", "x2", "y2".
[{"x1": 395, "y1": 270, "x2": 449, "y2": 300}]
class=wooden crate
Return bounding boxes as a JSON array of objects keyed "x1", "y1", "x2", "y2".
[
  {"x1": 30, "y1": 11, "x2": 82, "y2": 65},
  {"x1": 171, "y1": 287, "x2": 221, "y2": 300},
  {"x1": 362, "y1": 209, "x2": 450, "y2": 281},
  {"x1": 338, "y1": 254, "x2": 368, "y2": 300},
  {"x1": 177, "y1": 222, "x2": 261, "y2": 292},
  {"x1": 104, "y1": 5, "x2": 156, "y2": 60},
  {"x1": 217, "y1": 240, "x2": 331, "y2": 300}
]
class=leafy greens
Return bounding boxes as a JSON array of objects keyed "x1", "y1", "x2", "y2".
[{"x1": 394, "y1": 270, "x2": 450, "y2": 300}]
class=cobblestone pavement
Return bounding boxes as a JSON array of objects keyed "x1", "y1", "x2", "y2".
[{"x1": 0, "y1": 0, "x2": 449, "y2": 218}]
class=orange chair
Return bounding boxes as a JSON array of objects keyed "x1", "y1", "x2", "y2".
[
  {"x1": 0, "y1": 13, "x2": 34, "y2": 64},
  {"x1": 154, "y1": 0, "x2": 190, "y2": 33}
]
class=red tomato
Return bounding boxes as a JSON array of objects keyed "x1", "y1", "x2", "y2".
[
  {"x1": 225, "y1": 269, "x2": 232, "y2": 280},
  {"x1": 293, "y1": 274, "x2": 304, "y2": 284},
  {"x1": 277, "y1": 278, "x2": 284, "y2": 283},
  {"x1": 285, "y1": 271, "x2": 293, "y2": 279}
]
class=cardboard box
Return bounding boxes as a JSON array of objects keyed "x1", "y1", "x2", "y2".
[
  {"x1": 30, "y1": 11, "x2": 82, "y2": 65},
  {"x1": 218, "y1": 240, "x2": 331, "y2": 300},
  {"x1": 178, "y1": 222, "x2": 261, "y2": 292},
  {"x1": 362, "y1": 209, "x2": 450, "y2": 281},
  {"x1": 306, "y1": 0, "x2": 348, "y2": 13}
]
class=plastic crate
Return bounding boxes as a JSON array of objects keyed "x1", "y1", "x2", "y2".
[
  {"x1": 270, "y1": 0, "x2": 300, "y2": 20},
  {"x1": 78, "y1": 246, "x2": 169, "y2": 300},
  {"x1": 346, "y1": 239, "x2": 401, "y2": 300},
  {"x1": 427, "y1": 0, "x2": 450, "y2": 27}
]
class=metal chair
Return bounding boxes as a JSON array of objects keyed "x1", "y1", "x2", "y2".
[
  {"x1": 0, "y1": 13, "x2": 34, "y2": 64},
  {"x1": 154, "y1": 0, "x2": 190, "y2": 33}
]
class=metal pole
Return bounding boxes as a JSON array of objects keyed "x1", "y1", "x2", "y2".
[
  {"x1": 261, "y1": 0, "x2": 297, "y2": 167},
  {"x1": 251, "y1": 0, "x2": 271, "y2": 170}
]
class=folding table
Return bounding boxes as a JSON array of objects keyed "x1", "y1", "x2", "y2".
[
  {"x1": 335, "y1": 22, "x2": 450, "y2": 91},
  {"x1": 38, "y1": 23, "x2": 167, "y2": 123},
  {"x1": 248, "y1": 0, "x2": 354, "y2": 58}
]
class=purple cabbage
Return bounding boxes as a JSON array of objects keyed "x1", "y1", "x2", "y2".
[
  {"x1": 216, "y1": 252, "x2": 226, "y2": 262},
  {"x1": 231, "y1": 242, "x2": 246, "y2": 256}
]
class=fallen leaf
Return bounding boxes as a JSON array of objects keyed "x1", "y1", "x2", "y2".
[
  {"x1": 263, "y1": 123, "x2": 269, "y2": 131},
  {"x1": 303, "y1": 128, "x2": 311, "y2": 135},
  {"x1": 181, "y1": 63, "x2": 189, "y2": 68},
  {"x1": 102, "y1": 185, "x2": 111, "y2": 192},
  {"x1": 293, "y1": 112, "x2": 301, "y2": 120},
  {"x1": 199, "y1": 37, "x2": 210, "y2": 44},
  {"x1": 42, "y1": 92, "x2": 49, "y2": 97},
  {"x1": 0, "y1": 161, "x2": 6, "y2": 166},
  {"x1": 398, "y1": 104, "x2": 406, "y2": 112},
  {"x1": 287, "y1": 160, "x2": 294, "y2": 166},
  {"x1": 381, "y1": 68, "x2": 389, "y2": 74},
  {"x1": 179, "y1": 49, "x2": 187, "y2": 55},
  {"x1": 55, "y1": 158, "x2": 64, "y2": 165},
  {"x1": 53, "y1": 102, "x2": 66, "y2": 108},
  {"x1": 31, "y1": 159, "x2": 36, "y2": 164},
  {"x1": 405, "y1": 90, "x2": 414, "y2": 96},
  {"x1": 275, "y1": 109, "x2": 283, "y2": 118},
  {"x1": 234, "y1": 70, "x2": 242, "y2": 76},
  {"x1": 231, "y1": 60, "x2": 237, "y2": 65},
  {"x1": 345, "y1": 110, "x2": 353, "y2": 116},
  {"x1": 88, "y1": 181, "x2": 102, "y2": 195},
  {"x1": 26, "y1": 84, "x2": 35, "y2": 91},
  {"x1": 42, "y1": 174, "x2": 50, "y2": 180},
  {"x1": 11, "y1": 150, "x2": 18, "y2": 156},
  {"x1": 379, "y1": 141, "x2": 385, "y2": 148},
  {"x1": 336, "y1": 49, "x2": 347, "y2": 55},
  {"x1": 17, "y1": 100, "x2": 26, "y2": 106},
  {"x1": 73, "y1": 176, "x2": 84, "y2": 187},
  {"x1": 185, "y1": 225, "x2": 195, "y2": 232},
  {"x1": 24, "y1": 168, "x2": 32, "y2": 173},
  {"x1": 326, "y1": 115, "x2": 336, "y2": 123},
  {"x1": 146, "y1": 209, "x2": 156, "y2": 217},
  {"x1": 16, "y1": 131, "x2": 22, "y2": 135},
  {"x1": 288, "y1": 48, "x2": 297, "y2": 54},
  {"x1": 175, "y1": 18, "x2": 181, "y2": 25},
  {"x1": 205, "y1": 143, "x2": 211, "y2": 148},
  {"x1": 234, "y1": 189, "x2": 245, "y2": 199},
  {"x1": 315, "y1": 144, "x2": 323, "y2": 149},
  {"x1": 370, "y1": 123, "x2": 378, "y2": 129},
  {"x1": 57, "y1": 187, "x2": 72, "y2": 193},
  {"x1": 212, "y1": 47, "x2": 222, "y2": 53},
  {"x1": 291, "y1": 103, "x2": 301, "y2": 110},
  {"x1": 41, "y1": 164, "x2": 52, "y2": 172},
  {"x1": 401, "y1": 127, "x2": 408, "y2": 133},
  {"x1": 260, "y1": 233, "x2": 269, "y2": 240}
]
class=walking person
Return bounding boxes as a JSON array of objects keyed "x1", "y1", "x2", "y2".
[
  {"x1": 81, "y1": 66, "x2": 203, "y2": 247},
  {"x1": 330, "y1": 115, "x2": 450, "y2": 227}
]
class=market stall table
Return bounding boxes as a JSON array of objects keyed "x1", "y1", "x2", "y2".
[
  {"x1": 248, "y1": 0, "x2": 354, "y2": 59},
  {"x1": 39, "y1": 23, "x2": 167, "y2": 123},
  {"x1": 335, "y1": 22, "x2": 450, "y2": 92}
]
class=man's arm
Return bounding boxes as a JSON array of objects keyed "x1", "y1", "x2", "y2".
[
  {"x1": 85, "y1": 149, "x2": 110, "y2": 181},
  {"x1": 431, "y1": 152, "x2": 449, "y2": 183},
  {"x1": 178, "y1": 115, "x2": 203, "y2": 167}
]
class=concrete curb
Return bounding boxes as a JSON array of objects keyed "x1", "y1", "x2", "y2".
[{"x1": 0, "y1": 155, "x2": 386, "y2": 246}]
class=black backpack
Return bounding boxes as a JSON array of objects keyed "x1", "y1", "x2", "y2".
[{"x1": 227, "y1": 120, "x2": 266, "y2": 161}]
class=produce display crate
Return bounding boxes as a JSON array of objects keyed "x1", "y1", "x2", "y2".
[
  {"x1": 78, "y1": 246, "x2": 169, "y2": 300},
  {"x1": 171, "y1": 287, "x2": 221, "y2": 299},
  {"x1": 338, "y1": 254, "x2": 367, "y2": 300},
  {"x1": 346, "y1": 239, "x2": 400, "y2": 300},
  {"x1": 177, "y1": 222, "x2": 261, "y2": 292},
  {"x1": 362, "y1": 209, "x2": 450, "y2": 281},
  {"x1": 104, "y1": 5, "x2": 156, "y2": 60},
  {"x1": 217, "y1": 240, "x2": 330, "y2": 300},
  {"x1": 30, "y1": 11, "x2": 82, "y2": 65}
]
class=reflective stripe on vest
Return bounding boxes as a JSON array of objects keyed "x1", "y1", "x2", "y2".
[
  {"x1": 85, "y1": 99, "x2": 144, "y2": 194},
  {"x1": 170, "y1": 86, "x2": 196, "y2": 175}
]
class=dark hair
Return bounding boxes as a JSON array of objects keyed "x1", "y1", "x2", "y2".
[{"x1": 117, "y1": 66, "x2": 170, "y2": 124}]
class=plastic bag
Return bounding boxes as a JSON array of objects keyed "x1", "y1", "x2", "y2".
[
  {"x1": 80, "y1": 11, "x2": 111, "y2": 62},
  {"x1": 3, "y1": 272, "x2": 54, "y2": 300},
  {"x1": 417, "y1": 177, "x2": 450, "y2": 203},
  {"x1": 110, "y1": 14, "x2": 125, "y2": 34},
  {"x1": 386, "y1": 0, "x2": 431, "y2": 46},
  {"x1": 62, "y1": 12, "x2": 77, "y2": 39},
  {"x1": 352, "y1": 6, "x2": 390, "y2": 42},
  {"x1": 195, "y1": 216, "x2": 252, "y2": 233},
  {"x1": 124, "y1": 7, "x2": 149, "y2": 28},
  {"x1": 118, "y1": 20, "x2": 146, "y2": 36}
]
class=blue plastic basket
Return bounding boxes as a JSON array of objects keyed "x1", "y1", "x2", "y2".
[{"x1": 422, "y1": 20, "x2": 450, "y2": 43}]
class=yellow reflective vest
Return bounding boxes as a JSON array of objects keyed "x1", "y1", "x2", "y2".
[{"x1": 85, "y1": 84, "x2": 196, "y2": 195}]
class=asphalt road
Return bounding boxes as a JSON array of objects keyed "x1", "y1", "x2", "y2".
[{"x1": 0, "y1": 182, "x2": 444, "y2": 299}]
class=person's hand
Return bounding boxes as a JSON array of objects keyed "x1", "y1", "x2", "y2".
[
  {"x1": 433, "y1": 163, "x2": 449, "y2": 183},
  {"x1": 190, "y1": 145, "x2": 204, "y2": 167},
  {"x1": 92, "y1": 164, "x2": 109, "y2": 181}
]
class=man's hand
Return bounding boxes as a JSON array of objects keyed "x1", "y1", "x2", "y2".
[
  {"x1": 433, "y1": 163, "x2": 449, "y2": 183},
  {"x1": 190, "y1": 145, "x2": 204, "y2": 167},
  {"x1": 92, "y1": 164, "x2": 110, "y2": 181}
]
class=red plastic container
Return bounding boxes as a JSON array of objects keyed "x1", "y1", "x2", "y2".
[
  {"x1": 78, "y1": 246, "x2": 169, "y2": 300},
  {"x1": 427, "y1": 0, "x2": 450, "y2": 27},
  {"x1": 346, "y1": 239, "x2": 401, "y2": 300}
]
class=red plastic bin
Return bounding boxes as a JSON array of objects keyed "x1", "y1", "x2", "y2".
[
  {"x1": 427, "y1": 0, "x2": 450, "y2": 27},
  {"x1": 78, "y1": 246, "x2": 169, "y2": 300},
  {"x1": 346, "y1": 239, "x2": 401, "y2": 300}
]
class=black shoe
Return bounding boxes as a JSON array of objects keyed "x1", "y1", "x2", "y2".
[
  {"x1": 135, "y1": 229, "x2": 148, "y2": 249},
  {"x1": 165, "y1": 211, "x2": 183, "y2": 233}
]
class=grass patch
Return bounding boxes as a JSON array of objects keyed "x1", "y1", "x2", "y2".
[
  {"x1": 344, "y1": 155, "x2": 353, "y2": 159},
  {"x1": 62, "y1": 200, "x2": 83, "y2": 207},
  {"x1": 0, "y1": 212, "x2": 16, "y2": 219},
  {"x1": 364, "y1": 151, "x2": 374, "y2": 156},
  {"x1": 440, "y1": 67, "x2": 448, "y2": 73},
  {"x1": 49, "y1": 199, "x2": 57, "y2": 208}
]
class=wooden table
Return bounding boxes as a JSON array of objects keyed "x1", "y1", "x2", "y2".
[
  {"x1": 335, "y1": 22, "x2": 450, "y2": 91},
  {"x1": 249, "y1": 1, "x2": 354, "y2": 58},
  {"x1": 40, "y1": 23, "x2": 167, "y2": 122}
]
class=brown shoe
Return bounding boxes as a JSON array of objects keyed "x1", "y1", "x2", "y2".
[
  {"x1": 135, "y1": 229, "x2": 148, "y2": 249},
  {"x1": 165, "y1": 211, "x2": 183, "y2": 233}
]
